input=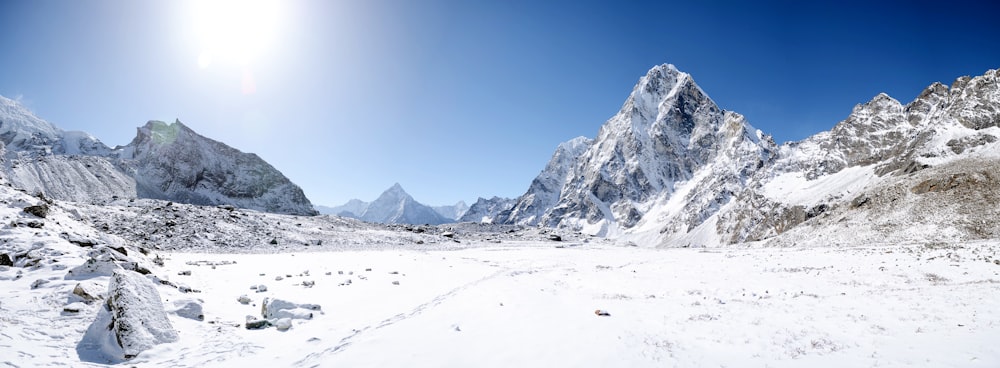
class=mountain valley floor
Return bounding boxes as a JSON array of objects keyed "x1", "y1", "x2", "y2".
[{"x1": 4, "y1": 238, "x2": 998, "y2": 367}]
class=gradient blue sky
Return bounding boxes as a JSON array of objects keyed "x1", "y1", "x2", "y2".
[{"x1": 2, "y1": 0, "x2": 998, "y2": 207}]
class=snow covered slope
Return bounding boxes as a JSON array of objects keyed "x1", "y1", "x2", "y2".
[{"x1": 0, "y1": 97, "x2": 316, "y2": 215}]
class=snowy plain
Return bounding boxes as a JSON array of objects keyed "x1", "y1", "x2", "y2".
[{"x1": 4, "y1": 233, "x2": 999, "y2": 367}]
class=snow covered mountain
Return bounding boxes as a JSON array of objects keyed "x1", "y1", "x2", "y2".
[
  {"x1": 316, "y1": 199, "x2": 369, "y2": 217},
  {"x1": 501, "y1": 64, "x2": 774, "y2": 237},
  {"x1": 115, "y1": 120, "x2": 315, "y2": 215},
  {"x1": 459, "y1": 196, "x2": 517, "y2": 223},
  {"x1": 714, "y1": 67, "x2": 1000, "y2": 247},
  {"x1": 0, "y1": 96, "x2": 316, "y2": 215},
  {"x1": 432, "y1": 201, "x2": 469, "y2": 221},
  {"x1": 340, "y1": 183, "x2": 449, "y2": 225},
  {"x1": 325, "y1": 185, "x2": 467, "y2": 224},
  {"x1": 498, "y1": 64, "x2": 1000, "y2": 247},
  {"x1": 494, "y1": 136, "x2": 592, "y2": 226}
]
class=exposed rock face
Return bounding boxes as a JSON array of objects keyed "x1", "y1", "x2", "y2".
[
  {"x1": 0, "y1": 96, "x2": 316, "y2": 215},
  {"x1": 118, "y1": 120, "x2": 316, "y2": 215},
  {"x1": 105, "y1": 269, "x2": 178, "y2": 359}
]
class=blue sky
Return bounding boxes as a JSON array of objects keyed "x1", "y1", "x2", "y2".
[{"x1": 1, "y1": 0, "x2": 998, "y2": 207}]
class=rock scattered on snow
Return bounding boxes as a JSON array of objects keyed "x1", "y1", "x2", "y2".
[
  {"x1": 548, "y1": 234, "x2": 562, "y2": 242},
  {"x1": 104, "y1": 269, "x2": 178, "y2": 359},
  {"x1": 245, "y1": 318, "x2": 270, "y2": 330},
  {"x1": 170, "y1": 299, "x2": 205, "y2": 321},
  {"x1": 238, "y1": 295, "x2": 252, "y2": 304},
  {"x1": 0, "y1": 253, "x2": 12, "y2": 266},
  {"x1": 442, "y1": 231, "x2": 455, "y2": 238},
  {"x1": 594, "y1": 309, "x2": 611, "y2": 316},
  {"x1": 261, "y1": 297, "x2": 321, "y2": 320},
  {"x1": 63, "y1": 302, "x2": 88, "y2": 313},
  {"x1": 302, "y1": 280, "x2": 315, "y2": 288},
  {"x1": 177, "y1": 270, "x2": 191, "y2": 276},
  {"x1": 31, "y1": 278, "x2": 50, "y2": 289},
  {"x1": 65, "y1": 246, "x2": 150, "y2": 279},
  {"x1": 274, "y1": 318, "x2": 293, "y2": 331},
  {"x1": 23, "y1": 203, "x2": 49, "y2": 218},
  {"x1": 73, "y1": 281, "x2": 106, "y2": 303},
  {"x1": 256, "y1": 284, "x2": 268, "y2": 292}
]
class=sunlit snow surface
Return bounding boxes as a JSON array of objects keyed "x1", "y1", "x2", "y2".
[{"x1": 3, "y1": 234, "x2": 999, "y2": 366}]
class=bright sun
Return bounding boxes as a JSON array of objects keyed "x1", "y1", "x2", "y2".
[{"x1": 192, "y1": 0, "x2": 281, "y2": 69}]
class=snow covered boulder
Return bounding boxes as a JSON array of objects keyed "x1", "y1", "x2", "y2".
[
  {"x1": 261, "y1": 297, "x2": 321, "y2": 320},
  {"x1": 104, "y1": 270, "x2": 178, "y2": 359},
  {"x1": 274, "y1": 318, "x2": 293, "y2": 331},
  {"x1": 170, "y1": 298, "x2": 205, "y2": 321}
]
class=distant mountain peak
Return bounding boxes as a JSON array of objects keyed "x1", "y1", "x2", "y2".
[
  {"x1": 357, "y1": 183, "x2": 449, "y2": 225},
  {"x1": 387, "y1": 182, "x2": 406, "y2": 193}
]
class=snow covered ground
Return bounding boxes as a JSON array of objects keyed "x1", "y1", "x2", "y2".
[{"x1": 4, "y1": 236, "x2": 999, "y2": 367}]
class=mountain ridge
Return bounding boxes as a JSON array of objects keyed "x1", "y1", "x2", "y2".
[
  {"x1": 473, "y1": 64, "x2": 999, "y2": 246},
  {"x1": 321, "y1": 183, "x2": 465, "y2": 225},
  {"x1": 0, "y1": 99, "x2": 316, "y2": 215}
]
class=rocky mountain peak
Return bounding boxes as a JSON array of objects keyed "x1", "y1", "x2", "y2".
[
  {"x1": 499, "y1": 63, "x2": 770, "y2": 234},
  {"x1": 945, "y1": 68, "x2": 1000, "y2": 130}
]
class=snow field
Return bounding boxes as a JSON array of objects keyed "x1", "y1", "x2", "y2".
[{"x1": 136, "y1": 242, "x2": 1000, "y2": 367}]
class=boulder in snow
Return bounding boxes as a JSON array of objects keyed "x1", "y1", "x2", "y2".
[
  {"x1": 261, "y1": 297, "x2": 321, "y2": 320},
  {"x1": 23, "y1": 203, "x2": 49, "y2": 218},
  {"x1": 104, "y1": 270, "x2": 178, "y2": 359},
  {"x1": 170, "y1": 298, "x2": 205, "y2": 321},
  {"x1": 245, "y1": 318, "x2": 270, "y2": 330},
  {"x1": 274, "y1": 318, "x2": 293, "y2": 331}
]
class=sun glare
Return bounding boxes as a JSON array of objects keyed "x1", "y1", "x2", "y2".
[{"x1": 192, "y1": 0, "x2": 281, "y2": 69}]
